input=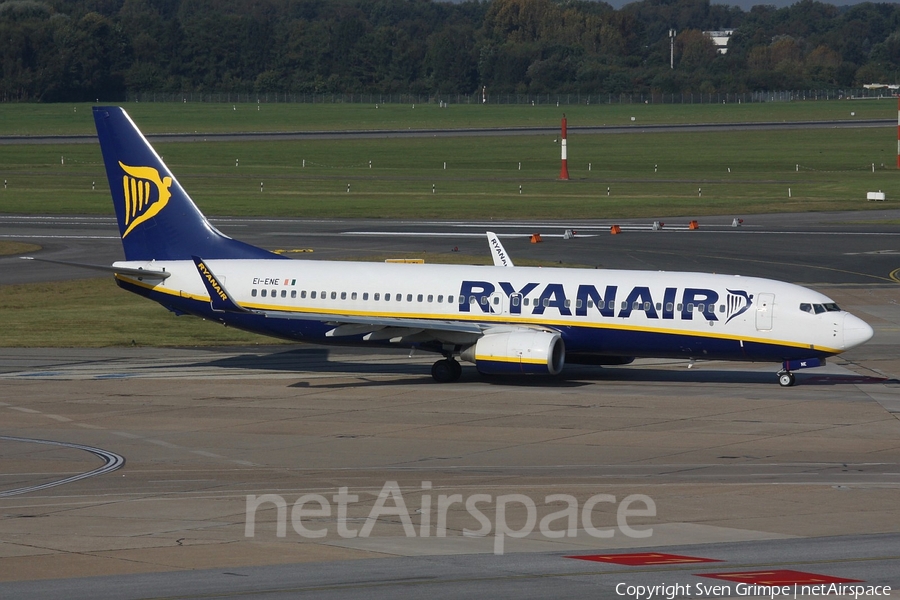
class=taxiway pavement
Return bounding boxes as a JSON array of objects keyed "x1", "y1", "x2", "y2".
[{"x1": 0, "y1": 214, "x2": 899, "y2": 598}]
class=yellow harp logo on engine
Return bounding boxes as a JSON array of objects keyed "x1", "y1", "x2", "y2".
[{"x1": 119, "y1": 161, "x2": 172, "y2": 238}]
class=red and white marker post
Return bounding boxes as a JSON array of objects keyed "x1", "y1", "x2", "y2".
[{"x1": 559, "y1": 114, "x2": 570, "y2": 180}]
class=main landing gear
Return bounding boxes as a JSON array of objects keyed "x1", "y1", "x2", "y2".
[{"x1": 431, "y1": 357, "x2": 462, "y2": 383}]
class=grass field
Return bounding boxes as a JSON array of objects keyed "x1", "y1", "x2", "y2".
[
  {"x1": 0, "y1": 99, "x2": 894, "y2": 135},
  {"x1": 0, "y1": 277, "x2": 270, "y2": 347},
  {"x1": 1, "y1": 100, "x2": 896, "y2": 347},
  {"x1": 0, "y1": 126, "x2": 894, "y2": 219},
  {"x1": 0, "y1": 241, "x2": 40, "y2": 256}
]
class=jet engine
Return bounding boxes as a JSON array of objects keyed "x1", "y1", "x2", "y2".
[{"x1": 460, "y1": 330, "x2": 565, "y2": 375}]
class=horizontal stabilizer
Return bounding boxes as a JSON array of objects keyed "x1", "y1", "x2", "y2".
[{"x1": 20, "y1": 256, "x2": 171, "y2": 279}]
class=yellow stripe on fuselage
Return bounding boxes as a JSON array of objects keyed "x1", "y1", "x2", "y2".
[
  {"x1": 115, "y1": 276, "x2": 841, "y2": 354},
  {"x1": 475, "y1": 355, "x2": 548, "y2": 365}
]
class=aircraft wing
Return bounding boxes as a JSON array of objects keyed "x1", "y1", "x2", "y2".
[{"x1": 260, "y1": 310, "x2": 485, "y2": 334}]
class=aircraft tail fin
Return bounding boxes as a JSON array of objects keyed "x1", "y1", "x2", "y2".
[{"x1": 93, "y1": 106, "x2": 284, "y2": 262}]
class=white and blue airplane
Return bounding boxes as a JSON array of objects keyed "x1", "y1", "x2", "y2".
[{"x1": 48, "y1": 107, "x2": 875, "y2": 385}]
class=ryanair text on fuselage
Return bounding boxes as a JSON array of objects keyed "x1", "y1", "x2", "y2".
[{"x1": 458, "y1": 280, "x2": 753, "y2": 322}]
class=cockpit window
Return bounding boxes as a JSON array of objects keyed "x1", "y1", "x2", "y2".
[{"x1": 801, "y1": 302, "x2": 841, "y2": 314}]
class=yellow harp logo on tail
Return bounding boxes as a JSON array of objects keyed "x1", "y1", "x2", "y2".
[{"x1": 119, "y1": 161, "x2": 172, "y2": 238}]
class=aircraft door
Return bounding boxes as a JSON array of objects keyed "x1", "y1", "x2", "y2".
[{"x1": 756, "y1": 293, "x2": 774, "y2": 331}]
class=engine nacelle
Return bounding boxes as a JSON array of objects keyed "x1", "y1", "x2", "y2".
[{"x1": 460, "y1": 330, "x2": 565, "y2": 375}]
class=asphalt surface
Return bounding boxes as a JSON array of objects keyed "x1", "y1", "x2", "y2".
[
  {"x1": 2, "y1": 213, "x2": 899, "y2": 599},
  {"x1": 2, "y1": 535, "x2": 897, "y2": 600},
  {"x1": 0, "y1": 118, "x2": 892, "y2": 144},
  {"x1": 3, "y1": 210, "x2": 900, "y2": 286}
]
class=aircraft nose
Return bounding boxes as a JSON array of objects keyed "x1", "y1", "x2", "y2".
[{"x1": 842, "y1": 313, "x2": 874, "y2": 350}]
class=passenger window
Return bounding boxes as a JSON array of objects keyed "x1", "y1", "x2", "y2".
[
  {"x1": 632, "y1": 301, "x2": 640, "y2": 310},
  {"x1": 385, "y1": 293, "x2": 391, "y2": 301},
  {"x1": 351, "y1": 292, "x2": 357, "y2": 300},
  {"x1": 407, "y1": 294, "x2": 413, "y2": 302},
  {"x1": 470, "y1": 296, "x2": 476, "y2": 304},
  {"x1": 418, "y1": 294, "x2": 424, "y2": 302},
  {"x1": 458, "y1": 296, "x2": 465, "y2": 305},
  {"x1": 428, "y1": 295, "x2": 434, "y2": 303},
  {"x1": 363, "y1": 292, "x2": 369, "y2": 300},
  {"x1": 301, "y1": 290, "x2": 307, "y2": 299},
  {"x1": 437, "y1": 295, "x2": 443, "y2": 303},
  {"x1": 677, "y1": 303, "x2": 683, "y2": 311},
  {"x1": 718, "y1": 305, "x2": 724, "y2": 313},
  {"x1": 448, "y1": 295, "x2": 454, "y2": 303},
  {"x1": 329, "y1": 292, "x2": 335, "y2": 300},
  {"x1": 543, "y1": 298, "x2": 550, "y2": 307},
  {"x1": 587, "y1": 299, "x2": 593, "y2": 308},
  {"x1": 524, "y1": 298, "x2": 530, "y2": 306},
  {"x1": 655, "y1": 303, "x2": 661, "y2": 310},
  {"x1": 621, "y1": 301, "x2": 627, "y2": 309},
  {"x1": 281, "y1": 290, "x2": 286, "y2": 298},
  {"x1": 564, "y1": 299, "x2": 571, "y2": 308},
  {"x1": 481, "y1": 296, "x2": 488, "y2": 305},
  {"x1": 311, "y1": 291, "x2": 316, "y2": 299},
  {"x1": 608, "y1": 301, "x2": 615, "y2": 310},
  {"x1": 643, "y1": 302, "x2": 650, "y2": 311},
  {"x1": 493, "y1": 296, "x2": 499, "y2": 305},
  {"x1": 291, "y1": 290, "x2": 296, "y2": 299},
  {"x1": 251, "y1": 289, "x2": 257, "y2": 297},
  {"x1": 576, "y1": 299, "x2": 582, "y2": 309},
  {"x1": 698, "y1": 304, "x2": 705, "y2": 313},
  {"x1": 341, "y1": 292, "x2": 347, "y2": 300},
  {"x1": 686, "y1": 303, "x2": 694, "y2": 311},
  {"x1": 374, "y1": 293, "x2": 380, "y2": 301},
  {"x1": 320, "y1": 291, "x2": 325, "y2": 298},
  {"x1": 261, "y1": 289, "x2": 267, "y2": 297},
  {"x1": 512, "y1": 296, "x2": 520, "y2": 306},
  {"x1": 666, "y1": 302, "x2": 673, "y2": 312}
]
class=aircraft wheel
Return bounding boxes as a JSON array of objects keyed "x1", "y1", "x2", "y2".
[
  {"x1": 450, "y1": 359, "x2": 462, "y2": 381},
  {"x1": 432, "y1": 359, "x2": 459, "y2": 383},
  {"x1": 778, "y1": 372, "x2": 795, "y2": 387}
]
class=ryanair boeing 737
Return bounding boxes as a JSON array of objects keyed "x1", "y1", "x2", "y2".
[{"x1": 42, "y1": 107, "x2": 874, "y2": 385}]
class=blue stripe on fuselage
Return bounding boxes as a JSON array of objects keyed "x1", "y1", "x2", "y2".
[{"x1": 116, "y1": 278, "x2": 832, "y2": 364}]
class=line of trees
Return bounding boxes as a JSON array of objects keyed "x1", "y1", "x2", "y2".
[{"x1": 3, "y1": 0, "x2": 900, "y2": 102}]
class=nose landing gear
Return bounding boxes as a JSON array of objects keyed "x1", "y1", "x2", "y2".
[
  {"x1": 778, "y1": 371, "x2": 796, "y2": 387},
  {"x1": 777, "y1": 357, "x2": 824, "y2": 387}
]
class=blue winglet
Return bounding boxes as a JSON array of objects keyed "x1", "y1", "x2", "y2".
[{"x1": 191, "y1": 256, "x2": 247, "y2": 313}]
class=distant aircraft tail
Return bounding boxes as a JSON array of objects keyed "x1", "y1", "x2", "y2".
[{"x1": 93, "y1": 106, "x2": 283, "y2": 261}]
